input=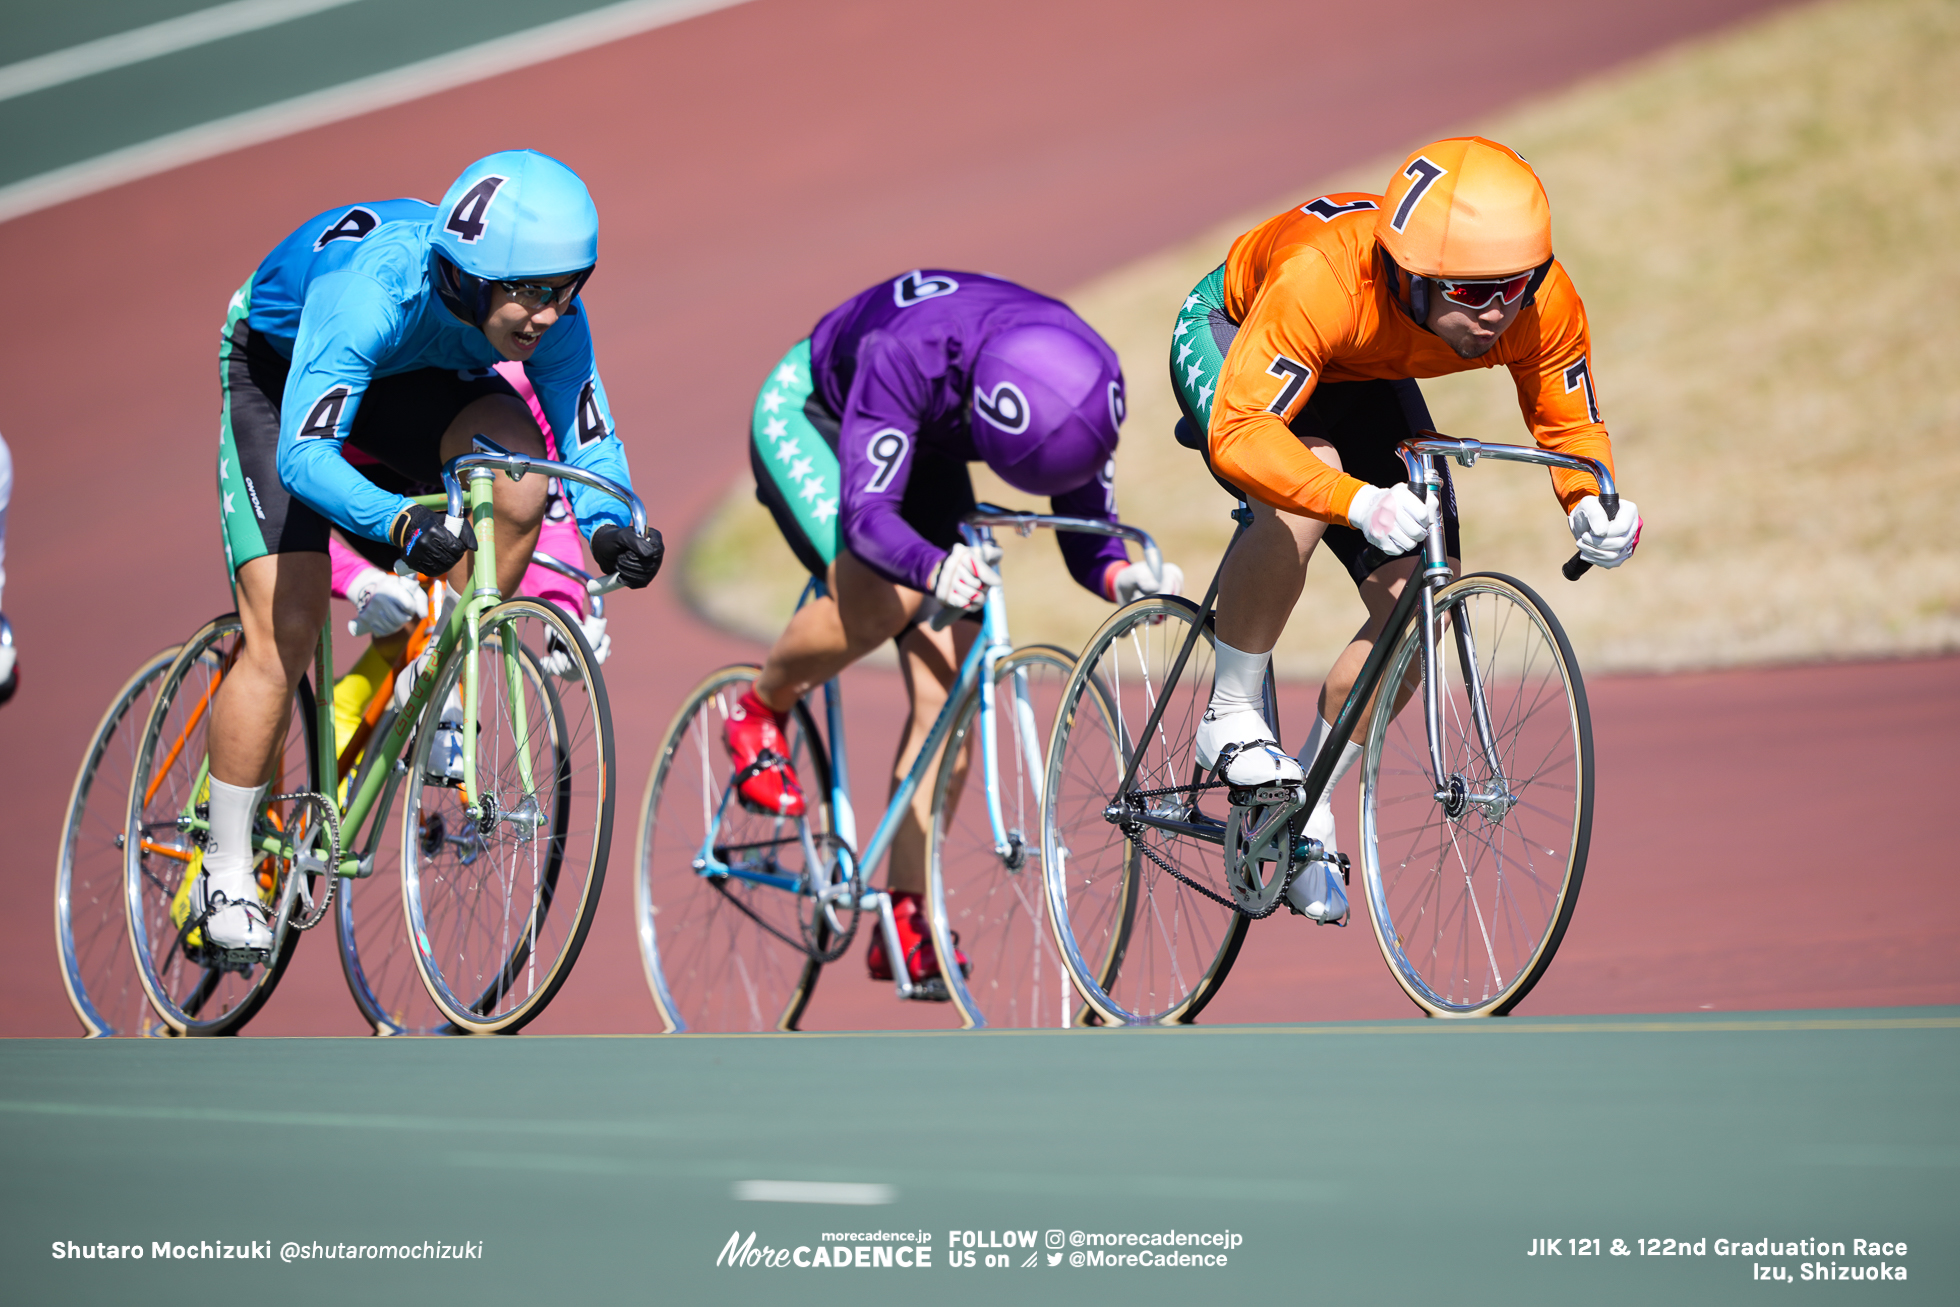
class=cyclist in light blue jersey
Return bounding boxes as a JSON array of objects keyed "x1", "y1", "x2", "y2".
[{"x1": 196, "y1": 150, "x2": 663, "y2": 954}]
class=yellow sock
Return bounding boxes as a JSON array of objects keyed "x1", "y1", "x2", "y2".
[{"x1": 332, "y1": 643, "x2": 394, "y2": 758}]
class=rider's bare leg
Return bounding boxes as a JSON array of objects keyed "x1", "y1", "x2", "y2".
[
  {"x1": 1200, "y1": 441, "x2": 1338, "y2": 781},
  {"x1": 203, "y1": 551, "x2": 329, "y2": 912},
  {"x1": 208, "y1": 551, "x2": 330, "y2": 792},
  {"x1": 437, "y1": 393, "x2": 548, "y2": 598},
  {"x1": 750, "y1": 550, "x2": 917, "y2": 714},
  {"x1": 885, "y1": 617, "x2": 979, "y2": 896},
  {"x1": 1287, "y1": 553, "x2": 1458, "y2": 919},
  {"x1": 1211, "y1": 437, "x2": 1339, "y2": 654}
]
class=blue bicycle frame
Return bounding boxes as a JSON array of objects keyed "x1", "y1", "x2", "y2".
[{"x1": 688, "y1": 507, "x2": 1159, "y2": 1000}]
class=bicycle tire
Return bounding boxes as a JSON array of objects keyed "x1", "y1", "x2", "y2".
[
  {"x1": 635, "y1": 665, "x2": 835, "y2": 1033},
  {"x1": 334, "y1": 704, "x2": 456, "y2": 1035},
  {"x1": 1041, "y1": 596, "x2": 1252, "y2": 1025},
  {"x1": 57, "y1": 646, "x2": 180, "y2": 1037},
  {"x1": 1358, "y1": 572, "x2": 1592, "y2": 1017},
  {"x1": 401, "y1": 598, "x2": 613, "y2": 1033},
  {"x1": 926, "y1": 644, "x2": 1082, "y2": 1029},
  {"x1": 123, "y1": 616, "x2": 321, "y2": 1036}
]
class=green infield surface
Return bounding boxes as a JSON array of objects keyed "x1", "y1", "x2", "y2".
[{"x1": 4, "y1": 1010, "x2": 1954, "y2": 1305}]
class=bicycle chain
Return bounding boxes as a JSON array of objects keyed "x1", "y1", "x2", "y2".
[
  {"x1": 1117, "y1": 777, "x2": 1298, "y2": 921},
  {"x1": 708, "y1": 860, "x2": 864, "y2": 964}
]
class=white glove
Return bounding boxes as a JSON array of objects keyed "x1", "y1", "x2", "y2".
[
  {"x1": 931, "y1": 542, "x2": 1001, "y2": 612},
  {"x1": 1346, "y1": 483, "x2": 1436, "y2": 555},
  {"x1": 541, "y1": 612, "x2": 610, "y2": 677},
  {"x1": 1568, "y1": 495, "x2": 1642, "y2": 568},
  {"x1": 1110, "y1": 559, "x2": 1186, "y2": 605},
  {"x1": 347, "y1": 567, "x2": 428, "y2": 637}
]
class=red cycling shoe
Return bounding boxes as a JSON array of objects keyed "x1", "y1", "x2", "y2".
[
  {"x1": 722, "y1": 687, "x2": 806, "y2": 817},
  {"x1": 866, "y1": 891, "x2": 970, "y2": 983}
]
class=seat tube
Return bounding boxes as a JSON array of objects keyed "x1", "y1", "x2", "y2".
[
  {"x1": 822, "y1": 677, "x2": 856, "y2": 849},
  {"x1": 314, "y1": 622, "x2": 336, "y2": 805}
]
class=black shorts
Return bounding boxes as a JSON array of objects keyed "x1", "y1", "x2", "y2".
[{"x1": 217, "y1": 308, "x2": 518, "y2": 575}]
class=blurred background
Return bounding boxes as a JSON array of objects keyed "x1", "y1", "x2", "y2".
[{"x1": 3, "y1": 0, "x2": 1954, "y2": 1037}]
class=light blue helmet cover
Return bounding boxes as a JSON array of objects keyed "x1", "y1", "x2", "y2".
[{"x1": 429, "y1": 149, "x2": 597, "y2": 325}]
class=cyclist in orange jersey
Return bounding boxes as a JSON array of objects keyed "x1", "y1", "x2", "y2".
[{"x1": 1170, "y1": 136, "x2": 1640, "y2": 921}]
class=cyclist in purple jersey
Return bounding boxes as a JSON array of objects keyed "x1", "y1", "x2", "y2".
[{"x1": 735, "y1": 270, "x2": 1183, "y2": 984}]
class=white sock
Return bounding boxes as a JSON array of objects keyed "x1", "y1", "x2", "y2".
[
  {"x1": 1297, "y1": 716, "x2": 1363, "y2": 847},
  {"x1": 204, "y1": 776, "x2": 268, "y2": 897},
  {"x1": 1208, "y1": 640, "x2": 1271, "y2": 716}
]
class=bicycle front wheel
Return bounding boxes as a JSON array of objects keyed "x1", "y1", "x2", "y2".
[
  {"x1": 402, "y1": 599, "x2": 614, "y2": 1034},
  {"x1": 927, "y1": 644, "x2": 1080, "y2": 1029},
  {"x1": 1042, "y1": 596, "x2": 1251, "y2": 1025},
  {"x1": 1359, "y1": 573, "x2": 1593, "y2": 1017},
  {"x1": 58, "y1": 646, "x2": 179, "y2": 1036},
  {"x1": 124, "y1": 617, "x2": 320, "y2": 1036},
  {"x1": 636, "y1": 666, "x2": 836, "y2": 1033}
]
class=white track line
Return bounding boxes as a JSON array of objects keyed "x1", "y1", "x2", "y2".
[
  {"x1": 0, "y1": 0, "x2": 753, "y2": 225},
  {"x1": 733, "y1": 1180, "x2": 898, "y2": 1206},
  {"x1": 0, "y1": 0, "x2": 367, "y2": 104}
]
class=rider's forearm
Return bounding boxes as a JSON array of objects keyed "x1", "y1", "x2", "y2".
[
  {"x1": 559, "y1": 437, "x2": 634, "y2": 536},
  {"x1": 1531, "y1": 425, "x2": 1616, "y2": 513}
]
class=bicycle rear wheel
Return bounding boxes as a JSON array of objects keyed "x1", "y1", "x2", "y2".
[
  {"x1": 58, "y1": 646, "x2": 179, "y2": 1036},
  {"x1": 1042, "y1": 596, "x2": 1253, "y2": 1025},
  {"x1": 1359, "y1": 573, "x2": 1592, "y2": 1017},
  {"x1": 926, "y1": 644, "x2": 1079, "y2": 1029},
  {"x1": 401, "y1": 599, "x2": 613, "y2": 1034},
  {"x1": 636, "y1": 666, "x2": 835, "y2": 1032},
  {"x1": 124, "y1": 617, "x2": 320, "y2": 1036}
]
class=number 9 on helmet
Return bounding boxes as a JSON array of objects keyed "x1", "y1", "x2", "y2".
[{"x1": 430, "y1": 149, "x2": 598, "y2": 328}]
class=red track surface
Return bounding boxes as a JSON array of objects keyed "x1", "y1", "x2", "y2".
[{"x1": 11, "y1": 0, "x2": 1933, "y2": 1039}]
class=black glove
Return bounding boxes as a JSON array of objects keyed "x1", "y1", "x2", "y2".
[
  {"x1": 591, "y1": 523, "x2": 664, "y2": 590},
  {"x1": 389, "y1": 504, "x2": 478, "y2": 577}
]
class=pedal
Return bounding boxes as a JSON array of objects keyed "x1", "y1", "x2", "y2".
[
  {"x1": 210, "y1": 945, "x2": 269, "y2": 973},
  {"x1": 904, "y1": 977, "x2": 953, "y2": 1003},
  {"x1": 1228, "y1": 781, "x2": 1302, "y2": 808}
]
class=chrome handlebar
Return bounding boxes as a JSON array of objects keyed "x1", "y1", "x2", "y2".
[
  {"x1": 1394, "y1": 434, "x2": 1619, "y2": 581},
  {"x1": 927, "y1": 506, "x2": 1167, "y2": 631},
  {"x1": 440, "y1": 436, "x2": 649, "y2": 595}
]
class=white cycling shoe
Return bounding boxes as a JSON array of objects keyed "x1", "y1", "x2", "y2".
[
  {"x1": 1285, "y1": 806, "x2": 1349, "y2": 924},
  {"x1": 191, "y1": 875, "x2": 274, "y2": 952},
  {"x1": 1195, "y1": 708, "x2": 1304, "y2": 788}
]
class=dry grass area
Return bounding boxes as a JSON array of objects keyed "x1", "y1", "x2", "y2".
[{"x1": 686, "y1": 0, "x2": 1960, "y2": 677}]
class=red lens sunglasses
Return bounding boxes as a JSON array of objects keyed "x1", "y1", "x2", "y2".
[{"x1": 1435, "y1": 271, "x2": 1533, "y2": 310}]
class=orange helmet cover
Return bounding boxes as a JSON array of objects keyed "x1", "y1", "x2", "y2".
[{"x1": 1375, "y1": 137, "x2": 1552, "y2": 279}]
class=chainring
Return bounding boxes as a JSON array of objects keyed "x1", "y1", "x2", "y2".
[
  {"x1": 1222, "y1": 794, "x2": 1305, "y2": 919},
  {"x1": 796, "y1": 831, "x2": 862, "y2": 963}
]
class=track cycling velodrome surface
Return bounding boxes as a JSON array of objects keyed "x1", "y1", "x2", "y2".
[
  {"x1": 3, "y1": 0, "x2": 1953, "y2": 1042},
  {"x1": 5, "y1": 5, "x2": 1957, "y2": 1303}
]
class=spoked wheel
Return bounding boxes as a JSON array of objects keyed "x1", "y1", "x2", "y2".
[
  {"x1": 124, "y1": 617, "x2": 320, "y2": 1036},
  {"x1": 335, "y1": 705, "x2": 454, "y2": 1035},
  {"x1": 401, "y1": 599, "x2": 613, "y2": 1034},
  {"x1": 927, "y1": 645, "x2": 1084, "y2": 1028},
  {"x1": 1359, "y1": 573, "x2": 1592, "y2": 1017},
  {"x1": 58, "y1": 646, "x2": 179, "y2": 1036},
  {"x1": 1042, "y1": 596, "x2": 1260, "y2": 1025},
  {"x1": 636, "y1": 666, "x2": 838, "y2": 1033}
]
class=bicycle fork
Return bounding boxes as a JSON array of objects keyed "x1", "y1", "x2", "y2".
[{"x1": 1405, "y1": 453, "x2": 1511, "y2": 817}]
